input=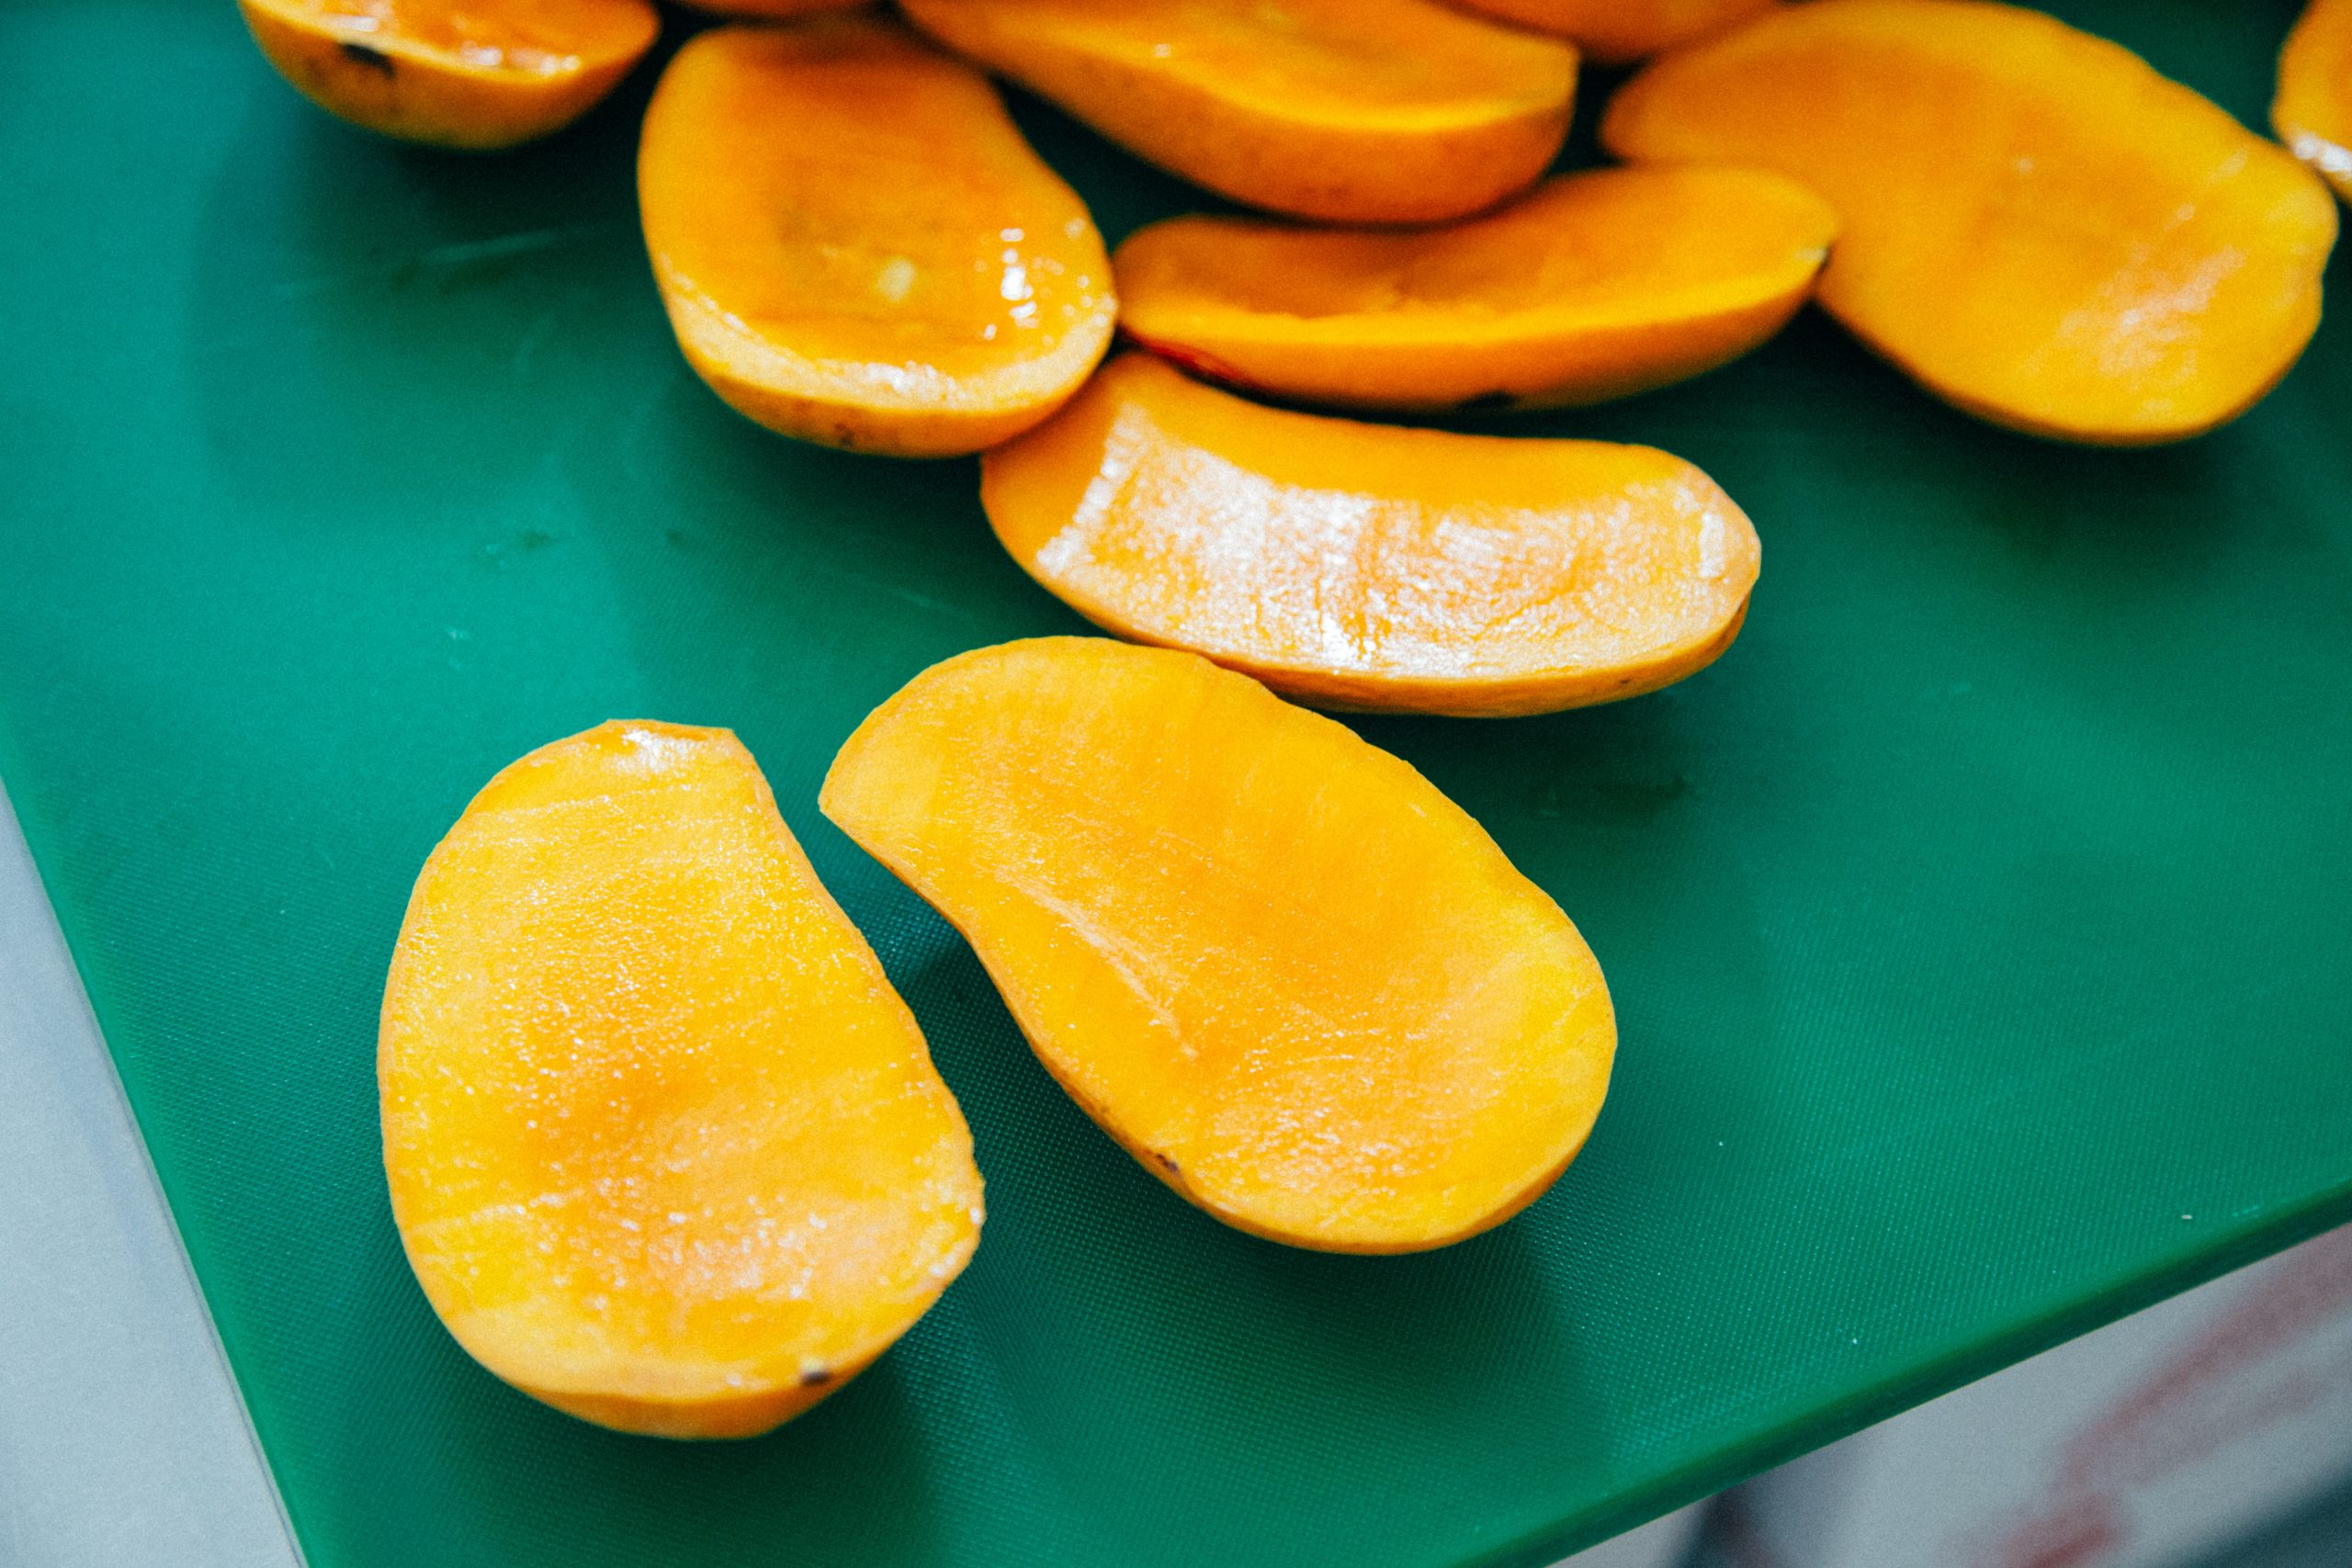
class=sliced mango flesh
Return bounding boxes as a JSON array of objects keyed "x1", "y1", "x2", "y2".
[
  {"x1": 638, "y1": 18, "x2": 1117, "y2": 457},
  {"x1": 899, "y1": 0, "x2": 1578, "y2": 224},
  {"x1": 1115, "y1": 167, "x2": 1838, "y2": 412},
  {"x1": 1447, "y1": 0, "x2": 1779, "y2": 64},
  {"x1": 382, "y1": 721, "x2": 982, "y2": 1438},
  {"x1": 239, "y1": 0, "x2": 658, "y2": 149},
  {"x1": 822, "y1": 639, "x2": 1614, "y2": 1253},
  {"x1": 683, "y1": 0, "x2": 867, "y2": 16},
  {"x1": 2278, "y1": 0, "x2": 2352, "y2": 203},
  {"x1": 982, "y1": 355, "x2": 1758, "y2": 717},
  {"x1": 1603, "y1": 0, "x2": 2340, "y2": 445}
]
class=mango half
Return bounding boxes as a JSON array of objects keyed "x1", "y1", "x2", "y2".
[
  {"x1": 381, "y1": 721, "x2": 982, "y2": 1438},
  {"x1": 822, "y1": 639, "x2": 1616, "y2": 1253},
  {"x1": 1605, "y1": 0, "x2": 2338, "y2": 444},
  {"x1": 240, "y1": 0, "x2": 658, "y2": 150}
]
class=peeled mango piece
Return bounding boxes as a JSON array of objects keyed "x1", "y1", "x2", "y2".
[
  {"x1": 1114, "y1": 166, "x2": 1838, "y2": 412},
  {"x1": 239, "y1": 0, "x2": 659, "y2": 149},
  {"x1": 1447, "y1": 0, "x2": 1779, "y2": 63},
  {"x1": 899, "y1": 0, "x2": 1578, "y2": 224},
  {"x1": 638, "y1": 17, "x2": 1116, "y2": 457},
  {"x1": 381, "y1": 720, "x2": 982, "y2": 1438},
  {"x1": 983, "y1": 355, "x2": 1760, "y2": 717},
  {"x1": 1604, "y1": 0, "x2": 2339, "y2": 444},
  {"x1": 2277, "y1": 0, "x2": 2352, "y2": 203},
  {"x1": 821, "y1": 637, "x2": 1616, "y2": 1253}
]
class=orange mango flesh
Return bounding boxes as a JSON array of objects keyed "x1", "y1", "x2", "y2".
[
  {"x1": 638, "y1": 19, "x2": 1117, "y2": 457},
  {"x1": 2278, "y1": 0, "x2": 2352, "y2": 203},
  {"x1": 683, "y1": 0, "x2": 868, "y2": 16},
  {"x1": 1603, "y1": 0, "x2": 2340, "y2": 445},
  {"x1": 381, "y1": 721, "x2": 982, "y2": 1438},
  {"x1": 1447, "y1": 0, "x2": 1779, "y2": 63},
  {"x1": 899, "y1": 0, "x2": 1577, "y2": 224},
  {"x1": 983, "y1": 355, "x2": 1759, "y2": 717},
  {"x1": 239, "y1": 0, "x2": 657, "y2": 149},
  {"x1": 820, "y1": 638, "x2": 1614, "y2": 1253},
  {"x1": 1114, "y1": 166, "x2": 1838, "y2": 412}
]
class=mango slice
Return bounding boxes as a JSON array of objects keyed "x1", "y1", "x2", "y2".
[
  {"x1": 1447, "y1": 0, "x2": 1778, "y2": 63},
  {"x1": 382, "y1": 721, "x2": 982, "y2": 1438},
  {"x1": 899, "y1": 0, "x2": 1578, "y2": 225},
  {"x1": 1115, "y1": 167, "x2": 1838, "y2": 412},
  {"x1": 2278, "y1": 0, "x2": 2352, "y2": 203},
  {"x1": 638, "y1": 18, "x2": 1117, "y2": 457},
  {"x1": 1603, "y1": 0, "x2": 2340, "y2": 445},
  {"x1": 684, "y1": 0, "x2": 866, "y2": 16},
  {"x1": 239, "y1": 0, "x2": 658, "y2": 150},
  {"x1": 821, "y1": 639, "x2": 1614, "y2": 1253},
  {"x1": 982, "y1": 355, "x2": 1758, "y2": 717}
]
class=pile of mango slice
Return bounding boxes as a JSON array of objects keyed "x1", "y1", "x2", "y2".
[{"x1": 245, "y1": 0, "x2": 2346, "y2": 1439}]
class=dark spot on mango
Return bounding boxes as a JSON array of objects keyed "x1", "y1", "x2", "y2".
[
  {"x1": 340, "y1": 40, "x2": 396, "y2": 75},
  {"x1": 1154, "y1": 1152, "x2": 1180, "y2": 1176},
  {"x1": 798, "y1": 1366, "x2": 832, "y2": 1387}
]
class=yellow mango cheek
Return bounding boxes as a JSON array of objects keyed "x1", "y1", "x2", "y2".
[
  {"x1": 382, "y1": 720, "x2": 982, "y2": 1438},
  {"x1": 637, "y1": 17, "x2": 1115, "y2": 458},
  {"x1": 899, "y1": 0, "x2": 1578, "y2": 225},
  {"x1": 821, "y1": 638, "x2": 1616, "y2": 1254},
  {"x1": 1603, "y1": 0, "x2": 2339, "y2": 445},
  {"x1": 1113, "y1": 166, "x2": 1838, "y2": 413},
  {"x1": 982, "y1": 355, "x2": 1760, "y2": 719},
  {"x1": 2277, "y1": 0, "x2": 2352, "y2": 204},
  {"x1": 1448, "y1": 0, "x2": 1781, "y2": 63},
  {"x1": 239, "y1": 0, "x2": 660, "y2": 150}
]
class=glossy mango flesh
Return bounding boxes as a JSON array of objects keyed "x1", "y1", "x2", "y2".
[
  {"x1": 983, "y1": 355, "x2": 1759, "y2": 717},
  {"x1": 822, "y1": 639, "x2": 1614, "y2": 1252},
  {"x1": 381, "y1": 722, "x2": 982, "y2": 1438},
  {"x1": 899, "y1": 0, "x2": 1577, "y2": 224},
  {"x1": 239, "y1": 0, "x2": 658, "y2": 149},
  {"x1": 1114, "y1": 167, "x2": 1838, "y2": 412},
  {"x1": 683, "y1": 0, "x2": 866, "y2": 16},
  {"x1": 2278, "y1": 0, "x2": 2352, "y2": 203},
  {"x1": 1448, "y1": 0, "x2": 1778, "y2": 63},
  {"x1": 638, "y1": 18, "x2": 1116, "y2": 457},
  {"x1": 1604, "y1": 0, "x2": 2340, "y2": 445}
]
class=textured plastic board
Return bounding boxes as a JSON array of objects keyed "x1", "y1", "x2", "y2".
[{"x1": 0, "y1": 2, "x2": 2347, "y2": 1565}]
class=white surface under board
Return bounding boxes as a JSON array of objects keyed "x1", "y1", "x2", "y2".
[{"x1": 0, "y1": 778, "x2": 302, "y2": 1568}]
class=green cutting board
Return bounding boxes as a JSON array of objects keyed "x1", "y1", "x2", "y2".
[{"x1": 3, "y1": 2, "x2": 2348, "y2": 1564}]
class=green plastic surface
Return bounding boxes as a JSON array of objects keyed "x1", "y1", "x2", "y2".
[{"x1": 2, "y1": 2, "x2": 2349, "y2": 1564}]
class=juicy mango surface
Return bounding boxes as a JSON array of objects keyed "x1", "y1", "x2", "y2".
[
  {"x1": 984, "y1": 355, "x2": 1761, "y2": 717},
  {"x1": 1114, "y1": 166, "x2": 1837, "y2": 412},
  {"x1": 240, "y1": 0, "x2": 658, "y2": 149},
  {"x1": 821, "y1": 638, "x2": 1615, "y2": 1253},
  {"x1": 382, "y1": 721, "x2": 981, "y2": 1437},
  {"x1": 639, "y1": 18, "x2": 1115, "y2": 456},
  {"x1": 900, "y1": 0, "x2": 1577, "y2": 223},
  {"x1": 1604, "y1": 0, "x2": 2339, "y2": 444}
]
